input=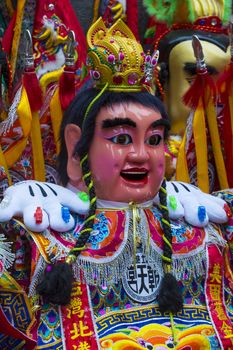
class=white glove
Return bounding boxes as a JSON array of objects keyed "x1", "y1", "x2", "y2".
[
  {"x1": 154, "y1": 181, "x2": 228, "y2": 227},
  {"x1": 0, "y1": 181, "x2": 90, "y2": 232}
]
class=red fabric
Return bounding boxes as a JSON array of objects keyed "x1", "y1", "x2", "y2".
[
  {"x1": 217, "y1": 63, "x2": 233, "y2": 187},
  {"x1": 1, "y1": 12, "x2": 16, "y2": 54},
  {"x1": 22, "y1": 67, "x2": 43, "y2": 112},
  {"x1": 126, "y1": 0, "x2": 139, "y2": 40},
  {"x1": 183, "y1": 71, "x2": 215, "y2": 109},
  {"x1": 0, "y1": 305, "x2": 36, "y2": 350},
  {"x1": 59, "y1": 66, "x2": 76, "y2": 110},
  {"x1": 205, "y1": 245, "x2": 233, "y2": 348}
]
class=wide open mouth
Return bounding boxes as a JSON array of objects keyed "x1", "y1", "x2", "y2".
[{"x1": 120, "y1": 168, "x2": 149, "y2": 182}]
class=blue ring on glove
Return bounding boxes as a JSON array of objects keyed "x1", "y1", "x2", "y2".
[
  {"x1": 61, "y1": 206, "x2": 71, "y2": 223},
  {"x1": 198, "y1": 206, "x2": 206, "y2": 223}
]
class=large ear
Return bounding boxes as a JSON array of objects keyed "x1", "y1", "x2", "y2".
[{"x1": 65, "y1": 124, "x2": 85, "y2": 190}]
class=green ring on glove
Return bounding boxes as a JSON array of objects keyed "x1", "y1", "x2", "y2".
[
  {"x1": 78, "y1": 191, "x2": 89, "y2": 202},
  {"x1": 168, "y1": 195, "x2": 177, "y2": 210}
]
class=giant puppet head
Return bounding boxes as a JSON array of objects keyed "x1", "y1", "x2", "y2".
[
  {"x1": 58, "y1": 18, "x2": 170, "y2": 204},
  {"x1": 144, "y1": 0, "x2": 231, "y2": 136}
]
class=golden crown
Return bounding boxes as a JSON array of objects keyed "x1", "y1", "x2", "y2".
[{"x1": 86, "y1": 17, "x2": 159, "y2": 92}]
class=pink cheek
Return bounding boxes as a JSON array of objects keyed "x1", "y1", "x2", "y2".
[{"x1": 157, "y1": 160, "x2": 165, "y2": 177}]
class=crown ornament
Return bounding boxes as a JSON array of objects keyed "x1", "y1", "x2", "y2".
[{"x1": 86, "y1": 17, "x2": 159, "y2": 92}]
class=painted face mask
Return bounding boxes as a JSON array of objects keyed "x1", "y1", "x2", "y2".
[{"x1": 88, "y1": 102, "x2": 166, "y2": 203}]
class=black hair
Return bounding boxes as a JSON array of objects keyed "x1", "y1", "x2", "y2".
[
  {"x1": 157, "y1": 29, "x2": 229, "y2": 63},
  {"x1": 38, "y1": 87, "x2": 183, "y2": 313}
]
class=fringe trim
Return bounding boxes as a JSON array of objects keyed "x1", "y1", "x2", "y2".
[
  {"x1": 0, "y1": 233, "x2": 15, "y2": 273},
  {"x1": 28, "y1": 255, "x2": 46, "y2": 299},
  {"x1": 72, "y1": 210, "x2": 214, "y2": 286},
  {"x1": 206, "y1": 224, "x2": 227, "y2": 248},
  {"x1": 0, "y1": 86, "x2": 22, "y2": 135},
  {"x1": 73, "y1": 209, "x2": 134, "y2": 284}
]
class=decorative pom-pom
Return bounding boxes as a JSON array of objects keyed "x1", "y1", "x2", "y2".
[
  {"x1": 182, "y1": 73, "x2": 215, "y2": 109},
  {"x1": 157, "y1": 273, "x2": 183, "y2": 314},
  {"x1": 37, "y1": 262, "x2": 73, "y2": 305}
]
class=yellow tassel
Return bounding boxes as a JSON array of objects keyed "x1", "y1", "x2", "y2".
[
  {"x1": 193, "y1": 103, "x2": 209, "y2": 193},
  {"x1": 49, "y1": 88, "x2": 63, "y2": 155},
  {"x1": 176, "y1": 131, "x2": 190, "y2": 183},
  {"x1": 10, "y1": 0, "x2": 26, "y2": 79},
  {"x1": 5, "y1": 0, "x2": 14, "y2": 17},
  {"x1": 40, "y1": 69, "x2": 63, "y2": 95},
  {"x1": 1, "y1": 87, "x2": 32, "y2": 172},
  {"x1": 3, "y1": 138, "x2": 28, "y2": 168},
  {"x1": 205, "y1": 91, "x2": 229, "y2": 189},
  {"x1": 92, "y1": 0, "x2": 101, "y2": 23},
  {"x1": 17, "y1": 87, "x2": 32, "y2": 137},
  {"x1": 129, "y1": 202, "x2": 141, "y2": 269},
  {"x1": 0, "y1": 145, "x2": 12, "y2": 185}
]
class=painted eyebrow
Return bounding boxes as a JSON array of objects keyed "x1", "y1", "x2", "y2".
[
  {"x1": 183, "y1": 62, "x2": 218, "y2": 75},
  {"x1": 151, "y1": 119, "x2": 170, "y2": 130},
  {"x1": 102, "y1": 117, "x2": 136, "y2": 128}
]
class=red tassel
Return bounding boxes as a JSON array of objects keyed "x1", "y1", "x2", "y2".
[
  {"x1": 217, "y1": 61, "x2": 233, "y2": 103},
  {"x1": 217, "y1": 62, "x2": 233, "y2": 187},
  {"x1": 59, "y1": 66, "x2": 76, "y2": 110},
  {"x1": 126, "y1": 0, "x2": 139, "y2": 40},
  {"x1": 183, "y1": 71, "x2": 216, "y2": 109},
  {"x1": 22, "y1": 67, "x2": 43, "y2": 112}
]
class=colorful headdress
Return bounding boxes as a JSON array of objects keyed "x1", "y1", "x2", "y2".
[
  {"x1": 86, "y1": 17, "x2": 159, "y2": 92},
  {"x1": 144, "y1": 0, "x2": 231, "y2": 43}
]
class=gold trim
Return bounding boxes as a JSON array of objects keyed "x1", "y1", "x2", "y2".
[{"x1": 13, "y1": 219, "x2": 50, "y2": 263}]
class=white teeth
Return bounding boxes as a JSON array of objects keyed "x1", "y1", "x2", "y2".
[{"x1": 122, "y1": 171, "x2": 146, "y2": 174}]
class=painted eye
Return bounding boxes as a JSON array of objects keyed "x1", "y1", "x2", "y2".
[
  {"x1": 110, "y1": 134, "x2": 132, "y2": 144},
  {"x1": 146, "y1": 134, "x2": 162, "y2": 146}
]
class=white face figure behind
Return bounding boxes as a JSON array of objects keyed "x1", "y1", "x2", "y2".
[{"x1": 165, "y1": 40, "x2": 230, "y2": 135}]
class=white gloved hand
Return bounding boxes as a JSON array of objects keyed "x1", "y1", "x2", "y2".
[
  {"x1": 154, "y1": 181, "x2": 228, "y2": 227},
  {"x1": 0, "y1": 181, "x2": 90, "y2": 232}
]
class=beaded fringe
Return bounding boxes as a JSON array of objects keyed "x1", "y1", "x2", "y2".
[
  {"x1": 72, "y1": 210, "x2": 218, "y2": 286},
  {"x1": 0, "y1": 233, "x2": 15, "y2": 272}
]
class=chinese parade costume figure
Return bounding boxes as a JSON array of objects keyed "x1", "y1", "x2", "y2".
[{"x1": 0, "y1": 17, "x2": 233, "y2": 350}]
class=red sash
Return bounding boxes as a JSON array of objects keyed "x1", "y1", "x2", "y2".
[
  {"x1": 206, "y1": 244, "x2": 233, "y2": 349},
  {"x1": 61, "y1": 281, "x2": 99, "y2": 349}
]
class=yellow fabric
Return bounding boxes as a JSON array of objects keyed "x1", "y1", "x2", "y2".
[
  {"x1": 17, "y1": 87, "x2": 32, "y2": 137},
  {"x1": 30, "y1": 112, "x2": 45, "y2": 181},
  {"x1": 205, "y1": 92, "x2": 229, "y2": 189},
  {"x1": 0, "y1": 145, "x2": 12, "y2": 185},
  {"x1": 10, "y1": 0, "x2": 26, "y2": 79},
  {"x1": 193, "y1": 104, "x2": 209, "y2": 193},
  {"x1": 92, "y1": 0, "x2": 101, "y2": 23},
  {"x1": 40, "y1": 69, "x2": 63, "y2": 95},
  {"x1": 191, "y1": 0, "x2": 224, "y2": 21},
  {"x1": 3, "y1": 138, "x2": 28, "y2": 169},
  {"x1": 5, "y1": 0, "x2": 14, "y2": 16},
  {"x1": 49, "y1": 88, "x2": 63, "y2": 155},
  {"x1": 1, "y1": 87, "x2": 32, "y2": 178},
  {"x1": 176, "y1": 131, "x2": 190, "y2": 183}
]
